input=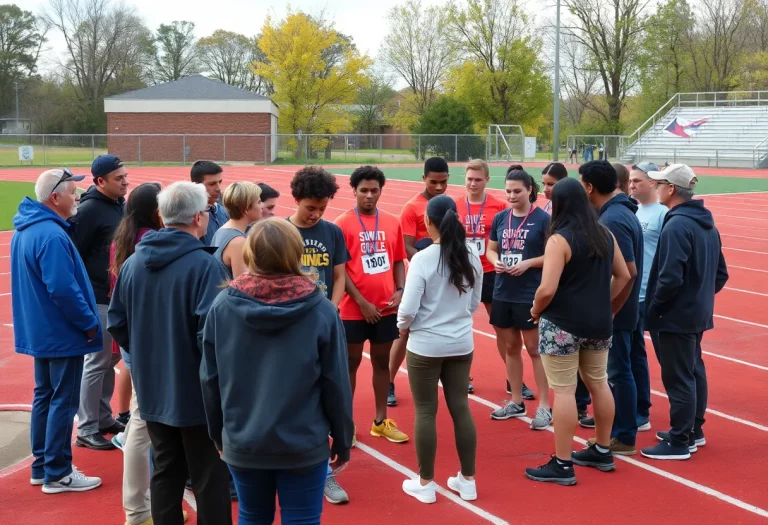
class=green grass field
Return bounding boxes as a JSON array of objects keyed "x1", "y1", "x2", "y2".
[
  {"x1": 0, "y1": 146, "x2": 108, "y2": 167},
  {"x1": 333, "y1": 166, "x2": 768, "y2": 194},
  {"x1": 0, "y1": 182, "x2": 37, "y2": 230}
]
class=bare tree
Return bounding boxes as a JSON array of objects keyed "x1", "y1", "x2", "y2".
[
  {"x1": 197, "y1": 30, "x2": 271, "y2": 94},
  {"x1": 380, "y1": 0, "x2": 455, "y2": 114},
  {"x1": 43, "y1": 0, "x2": 150, "y2": 128},
  {"x1": 150, "y1": 21, "x2": 199, "y2": 84},
  {"x1": 558, "y1": 34, "x2": 601, "y2": 128},
  {"x1": 562, "y1": 0, "x2": 650, "y2": 133},
  {"x1": 686, "y1": 0, "x2": 754, "y2": 91}
]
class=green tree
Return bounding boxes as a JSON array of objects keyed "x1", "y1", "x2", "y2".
[
  {"x1": 0, "y1": 5, "x2": 47, "y2": 116},
  {"x1": 412, "y1": 96, "x2": 484, "y2": 160},
  {"x1": 352, "y1": 77, "x2": 397, "y2": 135},
  {"x1": 150, "y1": 21, "x2": 199, "y2": 84},
  {"x1": 197, "y1": 30, "x2": 271, "y2": 94}
]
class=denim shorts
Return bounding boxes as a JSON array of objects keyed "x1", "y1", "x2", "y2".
[{"x1": 120, "y1": 347, "x2": 131, "y2": 372}]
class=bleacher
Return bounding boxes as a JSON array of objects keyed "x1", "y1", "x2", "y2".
[{"x1": 620, "y1": 92, "x2": 768, "y2": 169}]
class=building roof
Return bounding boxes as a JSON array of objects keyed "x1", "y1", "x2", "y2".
[{"x1": 105, "y1": 74, "x2": 272, "y2": 102}]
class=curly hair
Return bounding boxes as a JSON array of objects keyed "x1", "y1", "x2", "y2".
[
  {"x1": 350, "y1": 165, "x2": 386, "y2": 188},
  {"x1": 290, "y1": 167, "x2": 339, "y2": 200}
]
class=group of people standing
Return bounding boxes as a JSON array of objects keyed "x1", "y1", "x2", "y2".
[{"x1": 10, "y1": 152, "x2": 727, "y2": 525}]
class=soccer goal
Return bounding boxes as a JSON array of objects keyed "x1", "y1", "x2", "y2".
[{"x1": 487, "y1": 124, "x2": 525, "y2": 162}]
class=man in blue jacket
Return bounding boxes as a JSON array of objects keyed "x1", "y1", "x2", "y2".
[
  {"x1": 581, "y1": 160, "x2": 644, "y2": 456},
  {"x1": 108, "y1": 181, "x2": 231, "y2": 525},
  {"x1": 641, "y1": 164, "x2": 728, "y2": 461},
  {"x1": 11, "y1": 169, "x2": 102, "y2": 494}
]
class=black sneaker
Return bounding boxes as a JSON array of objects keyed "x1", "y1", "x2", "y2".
[
  {"x1": 525, "y1": 457, "x2": 576, "y2": 486},
  {"x1": 579, "y1": 416, "x2": 596, "y2": 429},
  {"x1": 116, "y1": 412, "x2": 131, "y2": 426},
  {"x1": 75, "y1": 433, "x2": 116, "y2": 450},
  {"x1": 467, "y1": 378, "x2": 474, "y2": 394},
  {"x1": 387, "y1": 382, "x2": 397, "y2": 407},
  {"x1": 577, "y1": 408, "x2": 588, "y2": 421},
  {"x1": 522, "y1": 383, "x2": 536, "y2": 401},
  {"x1": 571, "y1": 443, "x2": 616, "y2": 472},
  {"x1": 656, "y1": 430, "x2": 704, "y2": 452},
  {"x1": 641, "y1": 440, "x2": 691, "y2": 460}
]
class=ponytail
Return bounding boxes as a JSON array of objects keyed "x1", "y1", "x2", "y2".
[
  {"x1": 426, "y1": 196, "x2": 476, "y2": 295},
  {"x1": 506, "y1": 168, "x2": 539, "y2": 204}
]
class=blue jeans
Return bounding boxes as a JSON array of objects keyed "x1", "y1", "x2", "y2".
[
  {"x1": 608, "y1": 330, "x2": 637, "y2": 445},
  {"x1": 631, "y1": 302, "x2": 652, "y2": 421},
  {"x1": 229, "y1": 461, "x2": 328, "y2": 525},
  {"x1": 31, "y1": 356, "x2": 84, "y2": 482}
]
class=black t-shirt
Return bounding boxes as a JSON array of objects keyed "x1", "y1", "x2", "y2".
[
  {"x1": 288, "y1": 219, "x2": 349, "y2": 299},
  {"x1": 489, "y1": 206, "x2": 551, "y2": 304}
]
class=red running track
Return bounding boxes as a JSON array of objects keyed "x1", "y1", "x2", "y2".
[{"x1": 0, "y1": 166, "x2": 767, "y2": 524}]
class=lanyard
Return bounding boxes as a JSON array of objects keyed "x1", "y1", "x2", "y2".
[
  {"x1": 506, "y1": 204, "x2": 536, "y2": 253},
  {"x1": 209, "y1": 205, "x2": 221, "y2": 228},
  {"x1": 354, "y1": 207, "x2": 379, "y2": 256},
  {"x1": 465, "y1": 195, "x2": 487, "y2": 240}
]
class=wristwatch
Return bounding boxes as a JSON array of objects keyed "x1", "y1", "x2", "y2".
[{"x1": 396, "y1": 287, "x2": 404, "y2": 292}]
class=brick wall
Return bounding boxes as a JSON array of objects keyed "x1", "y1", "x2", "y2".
[{"x1": 106, "y1": 112, "x2": 273, "y2": 163}]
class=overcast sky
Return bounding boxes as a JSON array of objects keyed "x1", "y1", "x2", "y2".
[{"x1": 14, "y1": 0, "x2": 559, "y2": 85}]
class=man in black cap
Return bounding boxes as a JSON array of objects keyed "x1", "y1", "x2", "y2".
[{"x1": 71, "y1": 154, "x2": 129, "y2": 450}]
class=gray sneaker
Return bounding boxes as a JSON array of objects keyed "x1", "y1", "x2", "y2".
[
  {"x1": 530, "y1": 407, "x2": 553, "y2": 430},
  {"x1": 42, "y1": 467, "x2": 101, "y2": 494},
  {"x1": 490, "y1": 401, "x2": 526, "y2": 420},
  {"x1": 324, "y1": 475, "x2": 349, "y2": 504},
  {"x1": 387, "y1": 382, "x2": 397, "y2": 407}
]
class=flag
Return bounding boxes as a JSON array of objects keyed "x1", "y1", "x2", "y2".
[{"x1": 664, "y1": 117, "x2": 710, "y2": 138}]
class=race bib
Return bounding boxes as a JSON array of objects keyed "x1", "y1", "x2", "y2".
[
  {"x1": 362, "y1": 252, "x2": 391, "y2": 275},
  {"x1": 466, "y1": 238, "x2": 486, "y2": 257},
  {"x1": 501, "y1": 252, "x2": 523, "y2": 269}
]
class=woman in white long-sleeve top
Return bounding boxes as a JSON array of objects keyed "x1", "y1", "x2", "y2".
[{"x1": 396, "y1": 195, "x2": 483, "y2": 505}]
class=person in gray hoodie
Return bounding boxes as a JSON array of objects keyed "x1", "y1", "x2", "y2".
[
  {"x1": 108, "y1": 181, "x2": 231, "y2": 525},
  {"x1": 201, "y1": 217, "x2": 353, "y2": 525}
]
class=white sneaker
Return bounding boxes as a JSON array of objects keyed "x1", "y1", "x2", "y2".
[
  {"x1": 30, "y1": 477, "x2": 44, "y2": 486},
  {"x1": 447, "y1": 472, "x2": 477, "y2": 501},
  {"x1": 402, "y1": 478, "x2": 436, "y2": 504},
  {"x1": 42, "y1": 467, "x2": 101, "y2": 494}
]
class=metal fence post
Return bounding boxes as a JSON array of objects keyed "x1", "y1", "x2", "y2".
[
  {"x1": 138, "y1": 136, "x2": 142, "y2": 166},
  {"x1": 380, "y1": 134, "x2": 383, "y2": 161},
  {"x1": 455, "y1": 135, "x2": 458, "y2": 162},
  {"x1": 418, "y1": 136, "x2": 421, "y2": 160},
  {"x1": 43, "y1": 134, "x2": 47, "y2": 166},
  {"x1": 91, "y1": 135, "x2": 95, "y2": 160},
  {"x1": 183, "y1": 135, "x2": 187, "y2": 164},
  {"x1": 263, "y1": 135, "x2": 267, "y2": 164},
  {"x1": 223, "y1": 135, "x2": 227, "y2": 164}
]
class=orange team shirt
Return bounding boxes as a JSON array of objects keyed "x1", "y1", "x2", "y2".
[
  {"x1": 454, "y1": 193, "x2": 509, "y2": 274},
  {"x1": 336, "y1": 209, "x2": 408, "y2": 321},
  {"x1": 400, "y1": 193, "x2": 430, "y2": 241}
]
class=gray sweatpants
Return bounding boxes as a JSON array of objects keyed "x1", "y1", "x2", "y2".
[{"x1": 77, "y1": 304, "x2": 121, "y2": 437}]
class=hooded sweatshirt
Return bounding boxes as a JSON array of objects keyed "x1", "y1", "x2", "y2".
[
  {"x1": 11, "y1": 198, "x2": 102, "y2": 358},
  {"x1": 645, "y1": 199, "x2": 729, "y2": 334},
  {"x1": 201, "y1": 273, "x2": 354, "y2": 470},
  {"x1": 599, "y1": 193, "x2": 644, "y2": 332},
  {"x1": 107, "y1": 228, "x2": 228, "y2": 427},
  {"x1": 70, "y1": 185, "x2": 126, "y2": 304}
]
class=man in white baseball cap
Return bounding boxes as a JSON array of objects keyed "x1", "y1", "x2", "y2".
[{"x1": 641, "y1": 163, "x2": 729, "y2": 460}]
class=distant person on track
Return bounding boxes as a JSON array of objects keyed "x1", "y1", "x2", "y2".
[
  {"x1": 524, "y1": 177, "x2": 630, "y2": 486},
  {"x1": 212, "y1": 182, "x2": 262, "y2": 279},
  {"x1": 71, "y1": 154, "x2": 128, "y2": 451},
  {"x1": 201, "y1": 218, "x2": 353, "y2": 525},
  {"x1": 541, "y1": 162, "x2": 568, "y2": 214},
  {"x1": 108, "y1": 182, "x2": 232, "y2": 525},
  {"x1": 486, "y1": 168, "x2": 552, "y2": 429},
  {"x1": 388, "y1": 157, "x2": 449, "y2": 407},
  {"x1": 628, "y1": 162, "x2": 667, "y2": 432},
  {"x1": 335, "y1": 166, "x2": 409, "y2": 445},
  {"x1": 453, "y1": 159, "x2": 508, "y2": 394},
  {"x1": 258, "y1": 182, "x2": 280, "y2": 218},
  {"x1": 397, "y1": 195, "x2": 482, "y2": 504},
  {"x1": 641, "y1": 164, "x2": 728, "y2": 461},
  {"x1": 286, "y1": 167, "x2": 351, "y2": 505},
  {"x1": 11, "y1": 168, "x2": 102, "y2": 493},
  {"x1": 192, "y1": 160, "x2": 230, "y2": 246},
  {"x1": 581, "y1": 160, "x2": 644, "y2": 456}
]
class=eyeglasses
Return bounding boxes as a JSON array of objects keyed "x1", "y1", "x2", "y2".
[{"x1": 50, "y1": 168, "x2": 75, "y2": 195}]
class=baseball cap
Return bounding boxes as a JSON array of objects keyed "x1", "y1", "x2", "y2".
[
  {"x1": 647, "y1": 163, "x2": 697, "y2": 189},
  {"x1": 91, "y1": 154, "x2": 124, "y2": 179},
  {"x1": 35, "y1": 168, "x2": 86, "y2": 201},
  {"x1": 631, "y1": 161, "x2": 659, "y2": 174}
]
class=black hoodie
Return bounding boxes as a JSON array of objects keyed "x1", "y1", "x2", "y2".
[
  {"x1": 201, "y1": 273, "x2": 353, "y2": 470},
  {"x1": 645, "y1": 199, "x2": 729, "y2": 334},
  {"x1": 70, "y1": 185, "x2": 126, "y2": 304}
]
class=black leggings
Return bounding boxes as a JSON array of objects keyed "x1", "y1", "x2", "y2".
[{"x1": 406, "y1": 351, "x2": 477, "y2": 480}]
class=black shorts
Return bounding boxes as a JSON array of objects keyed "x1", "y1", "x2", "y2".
[
  {"x1": 343, "y1": 314, "x2": 400, "y2": 344},
  {"x1": 481, "y1": 271, "x2": 495, "y2": 304},
  {"x1": 489, "y1": 300, "x2": 536, "y2": 331}
]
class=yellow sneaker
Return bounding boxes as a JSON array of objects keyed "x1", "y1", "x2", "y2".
[{"x1": 370, "y1": 419, "x2": 409, "y2": 443}]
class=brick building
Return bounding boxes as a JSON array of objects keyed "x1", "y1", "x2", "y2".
[{"x1": 104, "y1": 75, "x2": 279, "y2": 163}]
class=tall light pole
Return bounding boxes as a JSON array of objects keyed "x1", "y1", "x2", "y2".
[
  {"x1": 553, "y1": 0, "x2": 561, "y2": 161},
  {"x1": 15, "y1": 81, "x2": 20, "y2": 132}
]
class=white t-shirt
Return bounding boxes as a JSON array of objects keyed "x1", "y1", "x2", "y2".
[{"x1": 396, "y1": 244, "x2": 483, "y2": 357}]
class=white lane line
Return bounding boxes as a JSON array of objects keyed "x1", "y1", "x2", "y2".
[
  {"x1": 728, "y1": 264, "x2": 768, "y2": 274},
  {"x1": 3, "y1": 323, "x2": 12, "y2": 327},
  {"x1": 356, "y1": 443, "x2": 510, "y2": 525},
  {"x1": 650, "y1": 390, "x2": 768, "y2": 432},
  {"x1": 183, "y1": 490, "x2": 198, "y2": 512},
  {"x1": 715, "y1": 214, "x2": 768, "y2": 222},
  {"x1": 723, "y1": 287, "x2": 768, "y2": 298},
  {"x1": 714, "y1": 314, "x2": 768, "y2": 330},
  {"x1": 698, "y1": 191, "x2": 768, "y2": 198},
  {"x1": 723, "y1": 246, "x2": 768, "y2": 255},
  {"x1": 368, "y1": 352, "x2": 768, "y2": 519},
  {"x1": 720, "y1": 233, "x2": 768, "y2": 242},
  {"x1": 0, "y1": 293, "x2": 9, "y2": 297}
]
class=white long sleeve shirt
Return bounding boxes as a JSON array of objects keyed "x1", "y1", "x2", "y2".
[{"x1": 397, "y1": 244, "x2": 483, "y2": 358}]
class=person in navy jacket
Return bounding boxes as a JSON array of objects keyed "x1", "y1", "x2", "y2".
[{"x1": 10, "y1": 169, "x2": 103, "y2": 494}]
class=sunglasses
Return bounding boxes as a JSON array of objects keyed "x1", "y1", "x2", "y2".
[{"x1": 50, "y1": 168, "x2": 76, "y2": 195}]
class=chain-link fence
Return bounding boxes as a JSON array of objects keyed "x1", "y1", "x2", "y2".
[
  {"x1": 0, "y1": 133, "x2": 527, "y2": 167},
  {"x1": 566, "y1": 135, "x2": 628, "y2": 162}
]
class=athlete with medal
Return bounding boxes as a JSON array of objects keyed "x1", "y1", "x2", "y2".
[
  {"x1": 335, "y1": 166, "x2": 409, "y2": 447},
  {"x1": 486, "y1": 168, "x2": 553, "y2": 430}
]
